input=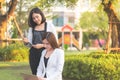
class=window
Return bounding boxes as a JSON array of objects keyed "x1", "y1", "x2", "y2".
[{"x1": 53, "y1": 16, "x2": 64, "y2": 27}]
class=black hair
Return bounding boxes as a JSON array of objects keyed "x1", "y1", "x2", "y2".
[{"x1": 28, "y1": 7, "x2": 46, "y2": 28}]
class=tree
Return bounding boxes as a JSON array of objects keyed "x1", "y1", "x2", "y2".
[
  {"x1": 35, "y1": 0, "x2": 78, "y2": 11},
  {"x1": 0, "y1": 0, "x2": 120, "y2": 52},
  {"x1": 78, "y1": 11, "x2": 108, "y2": 47},
  {"x1": 16, "y1": 0, "x2": 35, "y2": 30},
  {"x1": 0, "y1": 0, "x2": 17, "y2": 47},
  {"x1": 76, "y1": 0, "x2": 120, "y2": 52},
  {"x1": 101, "y1": 0, "x2": 120, "y2": 52}
]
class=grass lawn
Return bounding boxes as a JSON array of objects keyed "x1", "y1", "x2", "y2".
[
  {"x1": 0, "y1": 50, "x2": 100, "y2": 80},
  {"x1": 65, "y1": 49, "x2": 101, "y2": 54},
  {"x1": 0, "y1": 61, "x2": 31, "y2": 80}
]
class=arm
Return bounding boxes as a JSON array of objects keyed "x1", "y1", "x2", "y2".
[
  {"x1": 37, "y1": 59, "x2": 44, "y2": 77},
  {"x1": 32, "y1": 44, "x2": 44, "y2": 49},
  {"x1": 23, "y1": 28, "x2": 32, "y2": 47},
  {"x1": 27, "y1": 28, "x2": 33, "y2": 44},
  {"x1": 37, "y1": 50, "x2": 46, "y2": 77}
]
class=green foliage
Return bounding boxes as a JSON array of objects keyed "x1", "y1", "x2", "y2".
[
  {"x1": 77, "y1": 11, "x2": 109, "y2": 48},
  {"x1": 0, "y1": 42, "x2": 29, "y2": 61},
  {"x1": 76, "y1": 7, "x2": 109, "y2": 44},
  {"x1": 82, "y1": 32, "x2": 90, "y2": 47},
  {"x1": 15, "y1": 0, "x2": 36, "y2": 31},
  {"x1": 63, "y1": 53, "x2": 120, "y2": 80},
  {"x1": 35, "y1": 0, "x2": 53, "y2": 11},
  {"x1": 100, "y1": 0, "x2": 120, "y2": 22},
  {"x1": 11, "y1": 27, "x2": 18, "y2": 38},
  {"x1": 64, "y1": 44, "x2": 69, "y2": 51},
  {"x1": 63, "y1": 0, "x2": 78, "y2": 7},
  {"x1": 79, "y1": 11, "x2": 108, "y2": 31},
  {"x1": 35, "y1": 0, "x2": 78, "y2": 10}
]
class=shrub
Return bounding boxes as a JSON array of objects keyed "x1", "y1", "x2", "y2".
[
  {"x1": 63, "y1": 53, "x2": 120, "y2": 80},
  {"x1": 0, "y1": 42, "x2": 29, "y2": 61},
  {"x1": 64, "y1": 44, "x2": 69, "y2": 51}
]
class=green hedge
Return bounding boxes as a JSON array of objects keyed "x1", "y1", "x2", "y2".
[
  {"x1": 63, "y1": 53, "x2": 120, "y2": 80},
  {"x1": 0, "y1": 42, "x2": 29, "y2": 61}
]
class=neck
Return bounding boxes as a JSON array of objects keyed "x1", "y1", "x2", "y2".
[
  {"x1": 47, "y1": 48, "x2": 54, "y2": 53},
  {"x1": 35, "y1": 23, "x2": 45, "y2": 30},
  {"x1": 37, "y1": 23, "x2": 42, "y2": 26},
  {"x1": 45, "y1": 49, "x2": 54, "y2": 58}
]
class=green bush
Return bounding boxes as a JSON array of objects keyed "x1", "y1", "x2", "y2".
[
  {"x1": 0, "y1": 42, "x2": 29, "y2": 61},
  {"x1": 63, "y1": 53, "x2": 120, "y2": 80},
  {"x1": 64, "y1": 44, "x2": 69, "y2": 51}
]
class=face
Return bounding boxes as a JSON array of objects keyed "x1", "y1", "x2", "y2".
[
  {"x1": 32, "y1": 13, "x2": 42, "y2": 25},
  {"x1": 43, "y1": 39, "x2": 53, "y2": 51}
]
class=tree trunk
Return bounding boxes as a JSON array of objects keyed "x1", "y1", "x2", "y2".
[
  {"x1": 102, "y1": 0, "x2": 120, "y2": 52},
  {"x1": 0, "y1": 0, "x2": 17, "y2": 47}
]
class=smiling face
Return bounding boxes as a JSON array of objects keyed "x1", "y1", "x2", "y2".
[
  {"x1": 32, "y1": 13, "x2": 42, "y2": 25},
  {"x1": 43, "y1": 39, "x2": 53, "y2": 51}
]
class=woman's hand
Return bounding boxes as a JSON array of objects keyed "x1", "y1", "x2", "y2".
[
  {"x1": 38, "y1": 76, "x2": 46, "y2": 80},
  {"x1": 32, "y1": 44, "x2": 44, "y2": 49},
  {"x1": 23, "y1": 38, "x2": 29, "y2": 43}
]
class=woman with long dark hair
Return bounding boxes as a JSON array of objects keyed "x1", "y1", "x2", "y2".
[{"x1": 23, "y1": 7, "x2": 57, "y2": 75}]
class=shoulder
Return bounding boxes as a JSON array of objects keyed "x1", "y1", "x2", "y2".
[
  {"x1": 54, "y1": 48, "x2": 64, "y2": 59},
  {"x1": 46, "y1": 21, "x2": 53, "y2": 25},
  {"x1": 28, "y1": 27, "x2": 32, "y2": 31},
  {"x1": 41, "y1": 49, "x2": 47, "y2": 55},
  {"x1": 54, "y1": 48, "x2": 64, "y2": 54},
  {"x1": 46, "y1": 21, "x2": 56, "y2": 32},
  {"x1": 46, "y1": 21, "x2": 54, "y2": 28}
]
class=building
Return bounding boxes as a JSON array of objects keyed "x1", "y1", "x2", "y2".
[{"x1": 50, "y1": 0, "x2": 94, "y2": 28}]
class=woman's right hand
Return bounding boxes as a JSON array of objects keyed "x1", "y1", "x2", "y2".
[{"x1": 23, "y1": 38, "x2": 29, "y2": 43}]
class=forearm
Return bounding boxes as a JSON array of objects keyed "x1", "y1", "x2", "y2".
[{"x1": 32, "y1": 44, "x2": 44, "y2": 49}]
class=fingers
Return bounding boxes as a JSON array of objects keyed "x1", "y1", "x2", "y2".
[
  {"x1": 23, "y1": 38, "x2": 29, "y2": 43},
  {"x1": 38, "y1": 77, "x2": 45, "y2": 80}
]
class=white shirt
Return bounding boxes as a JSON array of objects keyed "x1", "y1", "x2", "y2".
[{"x1": 37, "y1": 48, "x2": 64, "y2": 80}]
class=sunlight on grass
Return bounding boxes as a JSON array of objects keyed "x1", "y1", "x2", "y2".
[
  {"x1": 65, "y1": 50, "x2": 102, "y2": 54},
  {"x1": 0, "y1": 63, "x2": 11, "y2": 67},
  {"x1": 0, "y1": 62, "x2": 29, "y2": 67},
  {"x1": 0, "y1": 62, "x2": 30, "y2": 80}
]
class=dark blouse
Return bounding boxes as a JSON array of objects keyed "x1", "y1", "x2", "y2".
[
  {"x1": 44, "y1": 57, "x2": 49, "y2": 67},
  {"x1": 32, "y1": 30, "x2": 45, "y2": 45},
  {"x1": 44, "y1": 56, "x2": 49, "y2": 78},
  {"x1": 32, "y1": 22, "x2": 47, "y2": 45}
]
